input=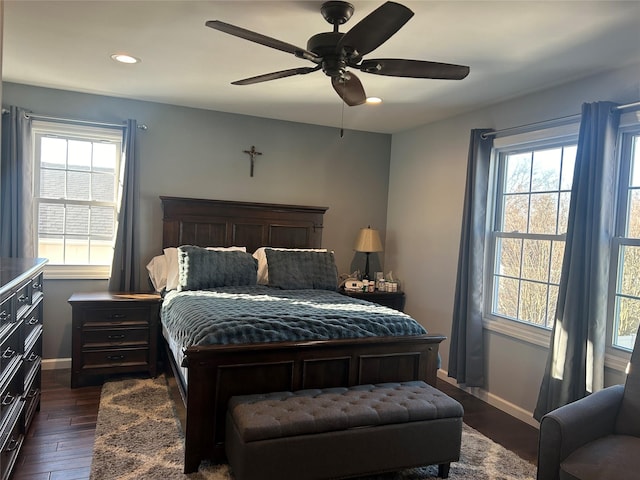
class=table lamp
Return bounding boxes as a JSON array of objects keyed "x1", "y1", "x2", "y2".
[{"x1": 354, "y1": 226, "x2": 383, "y2": 280}]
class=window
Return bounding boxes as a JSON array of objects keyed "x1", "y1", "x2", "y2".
[
  {"x1": 32, "y1": 121, "x2": 123, "y2": 278},
  {"x1": 611, "y1": 127, "x2": 640, "y2": 351},
  {"x1": 488, "y1": 140, "x2": 577, "y2": 329}
]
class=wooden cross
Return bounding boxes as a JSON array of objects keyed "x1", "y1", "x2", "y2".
[{"x1": 243, "y1": 146, "x2": 263, "y2": 177}]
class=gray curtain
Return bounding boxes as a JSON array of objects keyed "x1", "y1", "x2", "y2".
[
  {"x1": 534, "y1": 102, "x2": 620, "y2": 420},
  {"x1": 108, "y1": 120, "x2": 140, "y2": 292},
  {"x1": 448, "y1": 128, "x2": 494, "y2": 387},
  {"x1": 0, "y1": 106, "x2": 35, "y2": 258}
]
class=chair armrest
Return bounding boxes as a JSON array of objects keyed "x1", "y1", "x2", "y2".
[{"x1": 537, "y1": 384, "x2": 624, "y2": 480}]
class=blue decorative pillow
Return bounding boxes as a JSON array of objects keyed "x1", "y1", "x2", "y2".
[
  {"x1": 265, "y1": 248, "x2": 338, "y2": 291},
  {"x1": 177, "y1": 245, "x2": 257, "y2": 291}
]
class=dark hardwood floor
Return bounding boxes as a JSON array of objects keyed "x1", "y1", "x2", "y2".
[{"x1": 12, "y1": 370, "x2": 539, "y2": 479}]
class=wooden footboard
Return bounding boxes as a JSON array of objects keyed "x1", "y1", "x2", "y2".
[{"x1": 173, "y1": 334, "x2": 445, "y2": 473}]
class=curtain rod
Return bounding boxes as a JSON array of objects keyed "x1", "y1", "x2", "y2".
[
  {"x1": 21, "y1": 112, "x2": 148, "y2": 130},
  {"x1": 482, "y1": 100, "x2": 640, "y2": 139}
]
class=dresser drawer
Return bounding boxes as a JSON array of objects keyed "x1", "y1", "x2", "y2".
[
  {"x1": 23, "y1": 369, "x2": 41, "y2": 432},
  {"x1": 14, "y1": 280, "x2": 31, "y2": 316},
  {"x1": 24, "y1": 333, "x2": 42, "y2": 392},
  {"x1": 0, "y1": 373, "x2": 21, "y2": 430},
  {"x1": 23, "y1": 302, "x2": 43, "y2": 345},
  {"x1": 81, "y1": 307, "x2": 152, "y2": 328},
  {"x1": 0, "y1": 402, "x2": 24, "y2": 480},
  {"x1": 0, "y1": 326, "x2": 21, "y2": 383},
  {"x1": 0, "y1": 295, "x2": 15, "y2": 330},
  {"x1": 82, "y1": 327, "x2": 149, "y2": 348},
  {"x1": 80, "y1": 347, "x2": 150, "y2": 370}
]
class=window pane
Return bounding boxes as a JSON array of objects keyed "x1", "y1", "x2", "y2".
[
  {"x1": 505, "y1": 153, "x2": 531, "y2": 193},
  {"x1": 67, "y1": 171, "x2": 91, "y2": 200},
  {"x1": 628, "y1": 189, "x2": 640, "y2": 239},
  {"x1": 502, "y1": 194, "x2": 529, "y2": 232},
  {"x1": 630, "y1": 136, "x2": 640, "y2": 187},
  {"x1": 494, "y1": 276, "x2": 519, "y2": 319},
  {"x1": 40, "y1": 137, "x2": 67, "y2": 168},
  {"x1": 38, "y1": 203, "x2": 64, "y2": 235},
  {"x1": 40, "y1": 168, "x2": 66, "y2": 199},
  {"x1": 549, "y1": 241, "x2": 565, "y2": 284},
  {"x1": 92, "y1": 172, "x2": 115, "y2": 202},
  {"x1": 90, "y1": 206, "x2": 115, "y2": 238},
  {"x1": 38, "y1": 235, "x2": 64, "y2": 264},
  {"x1": 614, "y1": 296, "x2": 640, "y2": 350},
  {"x1": 65, "y1": 205, "x2": 89, "y2": 235},
  {"x1": 68, "y1": 140, "x2": 92, "y2": 171},
  {"x1": 64, "y1": 238, "x2": 89, "y2": 264},
  {"x1": 519, "y1": 280, "x2": 548, "y2": 326},
  {"x1": 522, "y1": 239, "x2": 550, "y2": 282},
  {"x1": 496, "y1": 237, "x2": 521, "y2": 278},
  {"x1": 619, "y1": 245, "x2": 640, "y2": 297},
  {"x1": 529, "y1": 193, "x2": 558, "y2": 234},
  {"x1": 93, "y1": 143, "x2": 117, "y2": 172},
  {"x1": 89, "y1": 240, "x2": 114, "y2": 265},
  {"x1": 558, "y1": 192, "x2": 571, "y2": 234},
  {"x1": 547, "y1": 285, "x2": 558, "y2": 329},
  {"x1": 531, "y1": 148, "x2": 561, "y2": 192},
  {"x1": 560, "y1": 145, "x2": 577, "y2": 190}
]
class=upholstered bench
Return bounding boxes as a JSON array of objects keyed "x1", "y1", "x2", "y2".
[{"x1": 225, "y1": 381, "x2": 464, "y2": 480}]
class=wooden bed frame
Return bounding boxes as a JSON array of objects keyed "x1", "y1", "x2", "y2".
[{"x1": 159, "y1": 196, "x2": 446, "y2": 473}]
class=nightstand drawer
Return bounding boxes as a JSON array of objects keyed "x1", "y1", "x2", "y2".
[
  {"x1": 82, "y1": 327, "x2": 149, "y2": 348},
  {"x1": 80, "y1": 307, "x2": 152, "y2": 328},
  {"x1": 81, "y1": 348, "x2": 149, "y2": 369}
]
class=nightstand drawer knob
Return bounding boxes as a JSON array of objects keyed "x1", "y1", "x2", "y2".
[
  {"x1": 106, "y1": 354, "x2": 125, "y2": 361},
  {"x1": 107, "y1": 334, "x2": 126, "y2": 341},
  {"x1": 109, "y1": 313, "x2": 127, "y2": 320}
]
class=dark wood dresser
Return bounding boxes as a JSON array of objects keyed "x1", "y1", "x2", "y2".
[
  {"x1": 69, "y1": 292, "x2": 161, "y2": 388},
  {"x1": 0, "y1": 257, "x2": 47, "y2": 480}
]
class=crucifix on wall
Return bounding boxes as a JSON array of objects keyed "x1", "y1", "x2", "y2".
[{"x1": 243, "y1": 145, "x2": 263, "y2": 177}]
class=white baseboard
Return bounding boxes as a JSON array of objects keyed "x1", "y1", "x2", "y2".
[
  {"x1": 437, "y1": 369, "x2": 539, "y2": 429},
  {"x1": 42, "y1": 358, "x2": 72, "y2": 370}
]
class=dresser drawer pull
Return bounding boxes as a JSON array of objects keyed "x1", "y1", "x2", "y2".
[
  {"x1": 26, "y1": 388, "x2": 40, "y2": 399},
  {"x1": 32, "y1": 282, "x2": 43, "y2": 291},
  {"x1": 5, "y1": 438, "x2": 20, "y2": 452},
  {"x1": 106, "y1": 354, "x2": 125, "y2": 361},
  {"x1": 28, "y1": 316, "x2": 39, "y2": 326},
  {"x1": 27, "y1": 352, "x2": 39, "y2": 362},
  {"x1": 0, "y1": 311, "x2": 9, "y2": 322},
  {"x1": 17, "y1": 294, "x2": 28, "y2": 304},
  {"x1": 107, "y1": 334, "x2": 126, "y2": 340},
  {"x1": 109, "y1": 313, "x2": 127, "y2": 320},
  {"x1": 1, "y1": 347, "x2": 15, "y2": 359},
  {"x1": 1, "y1": 393, "x2": 15, "y2": 407}
]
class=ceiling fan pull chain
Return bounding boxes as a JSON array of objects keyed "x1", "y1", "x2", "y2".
[{"x1": 340, "y1": 82, "x2": 346, "y2": 138}]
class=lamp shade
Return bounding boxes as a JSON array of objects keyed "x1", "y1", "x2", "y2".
[{"x1": 354, "y1": 227, "x2": 383, "y2": 253}]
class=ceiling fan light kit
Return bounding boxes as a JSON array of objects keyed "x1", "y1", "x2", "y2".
[{"x1": 206, "y1": 1, "x2": 469, "y2": 106}]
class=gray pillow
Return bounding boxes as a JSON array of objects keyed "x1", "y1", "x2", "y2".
[
  {"x1": 177, "y1": 245, "x2": 257, "y2": 291},
  {"x1": 265, "y1": 248, "x2": 338, "y2": 291}
]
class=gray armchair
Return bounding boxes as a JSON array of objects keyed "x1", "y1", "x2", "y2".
[{"x1": 537, "y1": 329, "x2": 640, "y2": 480}]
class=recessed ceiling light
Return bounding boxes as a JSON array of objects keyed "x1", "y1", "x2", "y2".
[
  {"x1": 110, "y1": 53, "x2": 140, "y2": 64},
  {"x1": 366, "y1": 97, "x2": 382, "y2": 105}
]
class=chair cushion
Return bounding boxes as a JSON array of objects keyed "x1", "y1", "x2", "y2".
[{"x1": 559, "y1": 434, "x2": 640, "y2": 480}]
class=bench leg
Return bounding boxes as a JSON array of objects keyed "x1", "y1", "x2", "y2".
[{"x1": 438, "y1": 462, "x2": 451, "y2": 478}]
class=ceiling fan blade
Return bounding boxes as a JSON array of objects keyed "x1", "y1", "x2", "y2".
[
  {"x1": 331, "y1": 73, "x2": 367, "y2": 106},
  {"x1": 232, "y1": 66, "x2": 321, "y2": 85},
  {"x1": 358, "y1": 59, "x2": 470, "y2": 80},
  {"x1": 206, "y1": 20, "x2": 318, "y2": 61},
  {"x1": 338, "y1": 2, "x2": 413, "y2": 58}
]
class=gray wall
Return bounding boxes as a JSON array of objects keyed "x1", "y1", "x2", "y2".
[
  {"x1": 2, "y1": 82, "x2": 392, "y2": 361},
  {"x1": 386, "y1": 62, "x2": 640, "y2": 424}
]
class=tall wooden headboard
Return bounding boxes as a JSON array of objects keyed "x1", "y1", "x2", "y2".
[{"x1": 160, "y1": 197, "x2": 328, "y2": 253}]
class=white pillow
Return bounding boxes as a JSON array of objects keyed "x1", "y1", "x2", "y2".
[
  {"x1": 146, "y1": 254, "x2": 168, "y2": 292},
  {"x1": 163, "y1": 246, "x2": 247, "y2": 291},
  {"x1": 252, "y1": 247, "x2": 328, "y2": 285}
]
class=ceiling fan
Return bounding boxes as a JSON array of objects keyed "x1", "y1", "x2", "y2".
[{"x1": 205, "y1": 1, "x2": 470, "y2": 106}]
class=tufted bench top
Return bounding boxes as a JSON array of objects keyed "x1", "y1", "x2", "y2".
[{"x1": 228, "y1": 381, "x2": 464, "y2": 443}]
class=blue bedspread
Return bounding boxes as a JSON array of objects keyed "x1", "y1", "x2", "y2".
[{"x1": 161, "y1": 286, "x2": 427, "y2": 351}]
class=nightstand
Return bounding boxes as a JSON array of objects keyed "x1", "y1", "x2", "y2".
[
  {"x1": 340, "y1": 290, "x2": 406, "y2": 312},
  {"x1": 69, "y1": 292, "x2": 162, "y2": 388}
]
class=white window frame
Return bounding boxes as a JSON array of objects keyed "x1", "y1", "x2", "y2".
[
  {"x1": 32, "y1": 120, "x2": 123, "y2": 280},
  {"x1": 483, "y1": 124, "x2": 580, "y2": 348}
]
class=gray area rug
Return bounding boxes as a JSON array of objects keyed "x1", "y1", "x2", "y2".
[{"x1": 90, "y1": 376, "x2": 536, "y2": 480}]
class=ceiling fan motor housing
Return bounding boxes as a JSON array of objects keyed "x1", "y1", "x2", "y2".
[{"x1": 307, "y1": 32, "x2": 348, "y2": 78}]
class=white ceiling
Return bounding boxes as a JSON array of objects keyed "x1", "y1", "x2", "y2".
[{"x1": 3, "y1": 1, "x2": 640, "y2": 134}]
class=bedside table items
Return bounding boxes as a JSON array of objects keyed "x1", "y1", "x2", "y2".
[{"x1": 354, "y1": 226, "x2": 383, "y2": 280}]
